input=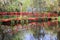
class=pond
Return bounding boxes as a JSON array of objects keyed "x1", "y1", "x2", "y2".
[
  {"x1": 0, "y1": 21, "x2": 59, "y2": 40},
  {"x1": 19, "y1": 22, "x2": 57, "y2": 40}
]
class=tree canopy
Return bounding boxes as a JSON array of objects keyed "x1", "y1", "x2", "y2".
[{"x1": 0, "y1": 0, "x2": 60, "y2": 12}]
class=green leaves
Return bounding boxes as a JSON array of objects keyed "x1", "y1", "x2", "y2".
[
  {"x1": 0, "y1": 0, "x2": 20, "y2": 12},
  {"x1": 3, "y1": 15, "x2": 9, "y2": 19},
  {"x1": 58, "y1": 16, "x2": 60, "y2": 22},
  {"x1": 0, "y1": 0, "x2": 32, "y2": 12}
]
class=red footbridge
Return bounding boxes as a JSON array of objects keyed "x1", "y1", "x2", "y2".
[
  {"x1": 0, "y1": 12, "x2": 59, "y2": 33},
  {"x1": 0, "y1": 12, "x2": 58, "y2": 22}
]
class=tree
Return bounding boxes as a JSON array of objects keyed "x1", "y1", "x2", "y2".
[{"x1": 33, "y1": 0, "x2": 58, "y2": 13}]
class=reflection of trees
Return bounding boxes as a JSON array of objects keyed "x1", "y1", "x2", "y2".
[
  {"x1": 0, "y1": 25, "x2": 12, "y2": 40},
  {"x1": 0, "y1": 25, "x2": 25, "y2": 40},
  {"x1": 30, "y1": 23, "x2": 41, "y2": 40},
  {"x1": 57, "y1": 31, "x2": 60, "y2": 40}
]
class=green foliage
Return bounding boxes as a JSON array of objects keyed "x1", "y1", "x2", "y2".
[
  {"x1": 11, "y1": 20, "x2": 15, "y2": 26},
  {"x1": 0, "y1": 0, "x2": 20, "y2": 12},
  {"x1": 0, "y1": 0, "x2": 31, "y2": 12},
  {"x1": 33, "y1": 0, "x2": 58, "y2": 12},
  {"x1": 58, "y1": 16, "x2": 60, "y2": 22},
  {"x1": 12, "y1": 31, "x2": 25, "y2": 40},
  {"x1": 3, "y1": 15, "x2": 9, "y2": 19},
  {"x1": 22, "y1": 0, "x2": 31, "y2": 11}
]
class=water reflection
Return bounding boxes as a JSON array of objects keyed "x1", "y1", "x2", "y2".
[
  {"x1": 0, "y1": 22, "x2": 58, "y2": 40},
  {"x1": 18, "y1": 22, "x2": 57, "y2": 40}
]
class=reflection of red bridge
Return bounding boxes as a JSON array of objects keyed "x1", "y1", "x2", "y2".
[{"x1": 29, "y1": 21, "x2": 58, "y2": 27}]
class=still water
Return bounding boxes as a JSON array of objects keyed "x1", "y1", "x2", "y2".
[
  {"x1": 0, "y1": 22, "x2": 59, "y2": 40},
  {"x1": 14, "y1": 22, "x2": 58, "y2": 40}
]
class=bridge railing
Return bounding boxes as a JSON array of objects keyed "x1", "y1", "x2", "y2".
[{"x1": 0, "y1": 12, "x2": 58, "y2": 17}]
